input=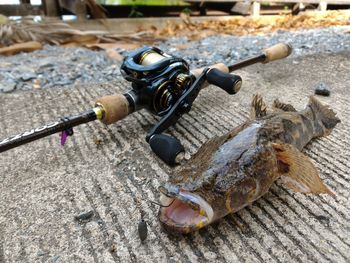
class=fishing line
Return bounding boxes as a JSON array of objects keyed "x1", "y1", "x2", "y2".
[
  {"x1": 148, "y1": 186, "x2": 176, "y2": 207},
  {"x1": 149, "y1": 199, "x2": 175, "y2": 208}
]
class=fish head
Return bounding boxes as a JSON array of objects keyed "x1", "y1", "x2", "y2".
[
  {"x1": 158, "y1": 183, "x2": 216, "y2": 234},
  {"x1": 158, "y1": 143, "x2": 279, "y2": 234}
]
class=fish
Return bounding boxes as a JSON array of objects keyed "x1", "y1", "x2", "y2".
[{"x1": 158, "y1": 95, "x2": 340, "y2": 234}]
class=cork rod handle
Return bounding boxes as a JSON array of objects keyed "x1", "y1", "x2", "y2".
[
  {"x1": 95, "y1": 94, "x2": 130, "y2": 125},
  {"x1": 263, "y1": 43, "x2": 292, "y2": 63},
  {"x1": 190, "y1": 63, "x2": 229, "y2": 78}
]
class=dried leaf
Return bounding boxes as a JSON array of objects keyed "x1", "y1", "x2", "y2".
[
  {"x1": 61, "y1": 34, "x2": 99, "y2": 44},
  {"x1": 180, "y1": 12, "x2": 193, "y2": 26},
  {"x1": 174, "y1": 44, "x2": 189, "y2": 50},
  {"x1": 0, "y1": 19, "x2": 153, "y2": 48},
  {"x1": 105, "y1": 49, "x2": 123, "y2": 62},
  {"x1": 84, "y1": 42, "x2": 140, "y2": 50},
  {"x1": 0, "y1": 41, "x2": 42, "y2": 55}
]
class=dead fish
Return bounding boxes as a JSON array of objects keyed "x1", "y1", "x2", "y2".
[{"x1": 159, "y1": 95, "x2": 340, "y2": 234}]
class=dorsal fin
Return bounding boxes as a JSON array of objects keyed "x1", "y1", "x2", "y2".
[
  {"x1": 250, "y1": 94, "x2": 268, "y2": 119},
  {"x1": 307, "y1": 96, "x2": 340, "y2": 134},
  {"x1": 273, "y1": 99, "x2": 297, "y2": 112}
]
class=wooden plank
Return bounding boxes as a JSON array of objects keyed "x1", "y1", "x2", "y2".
[
  {"x1": 59, "y1": 0, "x2": 87, "y2": 20},
  {"x1": 185, "y1": 0, "x2": 350, "y2": 4},
  {"x1": 252, "y1": 1, "x2": 260, "y2": 17},
  {"x1": 0, "y1": 4, "x2": 42, "y2": 16},
  {"x1": 318, "y1": 1, "x2": 328, "y2": 10},
  {"x1": 231, "y1": 2, "x2": 251, "y2": 15},
  {"x1": 42, "y1": 0, "x2": 59, "y2": 16},
  {"x1": 67, "y1": 11, "x2": 350, "y2": 33},
  {"x1": 67, "y1": 16, "x2": 239, "y2": 33}
]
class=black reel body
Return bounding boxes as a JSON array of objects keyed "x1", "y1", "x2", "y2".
[
  {"x1": 121, "y1": 46, "x2": 242, "y2": 165},
  {"x1": 121, "y1": 47, "x2": 193, "y2": 116}
]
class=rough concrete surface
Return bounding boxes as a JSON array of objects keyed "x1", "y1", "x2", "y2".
[{"x1": 0, "y1": 50, "x2": 350, "y2": 263}]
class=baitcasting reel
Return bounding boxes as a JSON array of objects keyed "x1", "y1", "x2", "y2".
[
  {"x1": 120, "y1": 46, "x2": 243, "y2": 164},
  {"x1": 0, "y1": 43, "x2": 292, "y2": 166},
  {"x1": 121, "y1": 46, "x2": 193, "y2": 116}
]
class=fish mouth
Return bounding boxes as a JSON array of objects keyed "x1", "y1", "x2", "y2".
[{"x1": 159, "y1": 188, "x2": 214, "y2": 234}]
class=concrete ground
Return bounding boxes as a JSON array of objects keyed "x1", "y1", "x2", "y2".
[{"x1": 0, "y1": 51, "x2": 350, "y2": 263}]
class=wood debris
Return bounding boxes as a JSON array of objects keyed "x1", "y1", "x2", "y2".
[
  {"x1": 157, "y1": 11, "x2": 350, "y2": 39},
  {"x1": 0, "y1": 17, "x2": 157, "y2": 56},
  {"x1": 0, "y1": 41, "x2": 42, "y2": 55},
  {"x1": 1, "y1": 10, "x2": 349, "y2": 56}
]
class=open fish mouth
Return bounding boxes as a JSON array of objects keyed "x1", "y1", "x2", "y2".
[{"x1": 159, "y1": 188, "x2": 214, "y2": 234}]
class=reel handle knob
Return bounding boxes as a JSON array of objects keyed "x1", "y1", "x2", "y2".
[
  {"x1": 206, "y1": 68, "x2": 242, "y2": 95},
  {"x1": 149, "y1": 134, "x2": 184, "y2": 165}
]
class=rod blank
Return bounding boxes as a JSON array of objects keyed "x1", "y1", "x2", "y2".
[{"x1": 0, "y1": 110, "x2": 97, "y2": 153}]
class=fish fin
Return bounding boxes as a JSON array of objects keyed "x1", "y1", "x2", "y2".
[
  {"x1": 250, "y1": 94, "x2": 268, "y2": 119},
  {"x1": 272, "y1": 143, "x2": 334, "y2": 195},
  {"x1": 307, "y1": 96, "x2": 340, "y2": 135},
  {"x1": 272, "y1": 99, "x2": 297, "y2": 112}
]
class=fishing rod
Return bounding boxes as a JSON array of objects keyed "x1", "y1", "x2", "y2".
[{"x1": 0, "y1": 43, "x2": 292, "y2": 165}]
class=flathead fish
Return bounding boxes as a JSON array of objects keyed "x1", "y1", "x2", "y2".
[{"x1": 159, "y1": 95, "x2": 340, "y2": 234}]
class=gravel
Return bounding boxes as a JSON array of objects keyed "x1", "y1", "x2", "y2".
[
  {"x1": 0, "y1": 26, "x2": 349, "y2": 93},
  {"x1": 160, "y1": 26, "x2": 350, "y2": 68}
]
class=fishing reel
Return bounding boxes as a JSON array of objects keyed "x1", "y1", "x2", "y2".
[
  {"x1": 0, "y1": 43, "x2": 293, "y2": 166},
  {"x1": 120, "y1": 46, "x2": 193, "y2": 116},
  {"x1": 120, "y1": 46, "x2": 243, "y2": 165}
]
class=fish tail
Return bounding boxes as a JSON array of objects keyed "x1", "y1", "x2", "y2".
[{"x1": 307, "y1": 96, "x2": 340, "y2": 136}]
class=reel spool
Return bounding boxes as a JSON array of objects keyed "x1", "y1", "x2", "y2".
[{"x1": 121, "y1": 47, "x2": 193, "y2": 116}]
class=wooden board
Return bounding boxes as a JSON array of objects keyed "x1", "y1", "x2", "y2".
[{"x1": 185, "y1": 0, "x2": 350, "y2": 4}]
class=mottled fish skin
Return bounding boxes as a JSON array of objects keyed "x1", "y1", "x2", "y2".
[{"x1": 159, "y1": 96, "x2": 340, "y2": 234}]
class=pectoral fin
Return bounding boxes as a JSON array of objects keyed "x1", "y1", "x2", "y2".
[{"x1": 272, "y1": 143, "x2": 334, "y2": 195}]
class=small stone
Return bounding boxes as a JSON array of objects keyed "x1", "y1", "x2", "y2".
[
  {"x1": 138, "y1": 219, "x2": 148, "y2": 242},
  {"x1": 74, "y1": 210, "x2": 94, "y2": 221},
  {"x1": 38, "y1": 58, "x2": 55, "y2": 69},
  {"x1": 33, "y1": 79, "x2": 41, "y2": 89},
  {"x1": 54, "y1": 79, "x2": 73, "y2": 86},
  {"x1": 37, "y1": 251, "x2": 48, "y2": 256},
  {"x1": 0, "y1": 80, "x2": 16, "y2": 93},
  {"x1": 314, "y1": 83, "x2": 330, "y2": 96},
  {"x1": 21, "y1": 72, "x2": 37, "y2": 81},
  {"x1": 51, "y1": 255, "x2": 60, "y2": 262}
]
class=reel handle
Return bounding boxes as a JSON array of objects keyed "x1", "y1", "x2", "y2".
[
  {"x1": 206, "y1": 68, "x2": 242, "y2": 95},
  {"x1": 191, "y1": 63, "x2": 229, "y2": 78},
  {"x1": 149, "y1": 134, "x2": 184, "y2": 165}
]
